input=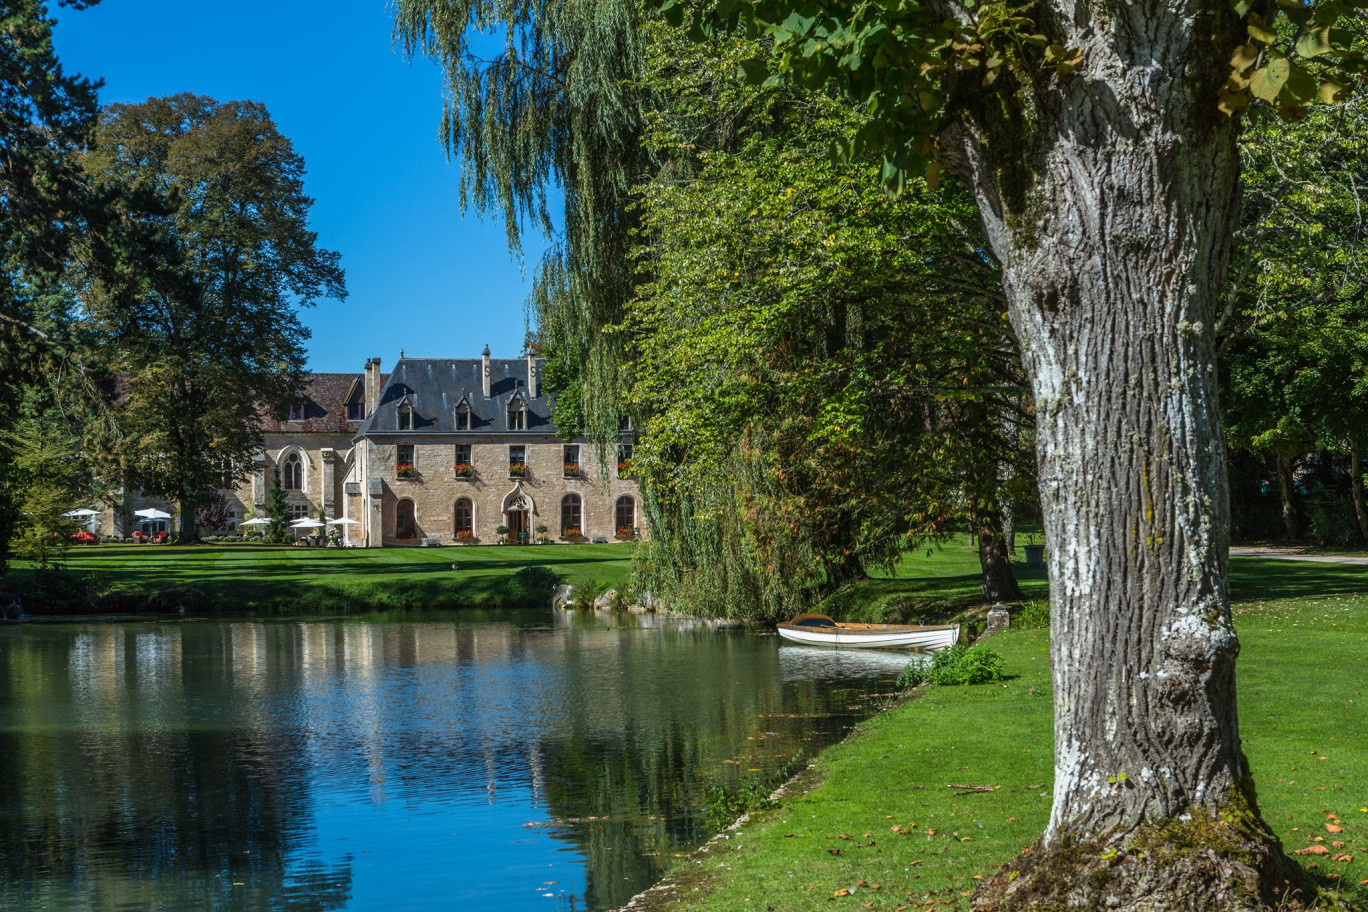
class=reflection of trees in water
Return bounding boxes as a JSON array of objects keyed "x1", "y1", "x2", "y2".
[
  {"x1": 0, "y1": 617, "x2": 889, "y2": 912},
  {"x1": 0, "y1": 626, "x2": 353, "y2": 910},
  {"x1": 535, "y1": 626, "x2": 884, "y2": 911}
]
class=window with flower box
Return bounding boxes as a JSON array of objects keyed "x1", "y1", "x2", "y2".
[
  {"x1": 563, "y1": 445, "x2": 580, "y2": 477},
  {"x1": 561, "y1": 494, "x2": 583, "y2": 539},
  {"x1": 617, "y1": 444, "x2": 634, "y2": 478},
  {"x1": 508, "y1": 446, "x2": 527, "y2": 477},
  {"x1": 615, "y1": 496, "x2": 636, "y2": 539},
  {"x1": 452, "y1": 444, "x2": 473, "y2": 478},
  {"x1": 396, "y1": 445, "x2": 417, "y2": 479},
  {"x1": 454, "y1": 498, "x2": 474, "y2": 539}
]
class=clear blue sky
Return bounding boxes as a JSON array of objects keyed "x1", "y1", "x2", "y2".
[{"x1": 53, "y1": 0, "x2": 552, "y2": 373}]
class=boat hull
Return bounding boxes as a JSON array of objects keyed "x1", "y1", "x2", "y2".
[{"x1": 776, "y1": 624, "x2": 959, "y2": 651}]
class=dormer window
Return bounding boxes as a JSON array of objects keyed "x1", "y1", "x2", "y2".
[
  {"x1": 455, "y1": 403, "x2": 471, "y2": 431},
  {"x1": 347, "y1": 399, "x2": 364, "y2": 421},
  {"x1": 288, "y1": 399, "x2": 306, "y2": 422},
  {"x1": 398, "y1": 404, "x2": 413, "y2": 431},
  {"x1": 508, "y1": 402, "x2": 526, "y2": 430}
]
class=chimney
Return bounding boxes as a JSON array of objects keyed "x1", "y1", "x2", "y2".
[
  {"x1": 364, "y1": 357, "x2": 381, "y2": 418},
  {"x1": 481, "y1": 344, "x2": 492, "y2": 398},
  {"x1": 526, "y1": 349, "x2": 538, "y2": 398}
]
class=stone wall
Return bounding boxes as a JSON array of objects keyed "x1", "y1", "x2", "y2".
[{"x1": 356, "y1": 434, "x2": 643, "y2": 546}]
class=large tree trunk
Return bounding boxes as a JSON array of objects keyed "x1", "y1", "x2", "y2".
[
  {"x1": 975, "y1": 505, "x2": 1022, "y2": 603},
  {"x1": 939, "y1": 4, "x2": 1309, "y2": 908},
  {"x1": 1350, "y1": 440, "x2": 1368, "y2": 545},
  {"x1": 1275, "y1": 453, "x2": 1303, "y2": 541}
]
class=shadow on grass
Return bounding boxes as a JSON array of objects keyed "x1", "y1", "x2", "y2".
[{"x1": 1229, "y1": 558, "x2": 1368, "y2": 602}]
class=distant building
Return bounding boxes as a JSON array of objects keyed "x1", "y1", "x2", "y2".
[{"x1": 212, "y1": 348, "x2": 642, "y2": 547}]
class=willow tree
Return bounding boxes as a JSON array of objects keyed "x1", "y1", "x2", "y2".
[
  {"x1": 393, "y1": 0, "x2": 646, "y2": 449},
  {"x1": 662, "y1": 0, "x2": 1367, "y2": 907}
]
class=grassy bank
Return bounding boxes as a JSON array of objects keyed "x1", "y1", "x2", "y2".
[
  {"x1": 646, "y1": 555, "x2": 1368, "y2": 911},
  {"x1": 3, "y1": 542, "x2": 635, "y2": 614},
  {"x1": 815, "y1": 545, "x2": 1049, "y2": 626}
]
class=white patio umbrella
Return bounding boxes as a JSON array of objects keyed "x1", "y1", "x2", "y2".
[
  {"x1": 134, "y1": 508, "x2": 172, "y2": 521},
  {"x1": 327, "y1": 517, "x2": 360, "y2": 525},
  {"x1": 239, "y1": 517, "x2": 270, "y2": 526},
  {"x1": 290, "y1": 518, "x2": 325, "y2": 529},
  {"x1": 63, "y1": 508, "x2": 101, "y2": 518}
]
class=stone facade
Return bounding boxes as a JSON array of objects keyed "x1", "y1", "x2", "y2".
[
  {"x1": 89, "y1": 350, "x2": 641, "y2": 547},
  {"x1": 347, "y1": 352, "x2": 642, "y2": 547}
]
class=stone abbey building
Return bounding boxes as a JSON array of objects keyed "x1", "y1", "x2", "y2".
[{"x1": 108, "y1": 349, "x2": 643, "y2": 547}]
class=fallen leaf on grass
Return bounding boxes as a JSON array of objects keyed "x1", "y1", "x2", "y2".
[
  {"x1": 833, "y1": 888, "x2": 850, "y2": 897},
  {"x1": 1294, "y1": 845, "x2": 1330, "y2": 856},
  {"x1": 784, "y1": 833, "x2": 798, "y2": 838},
  {"x1": 840, "y1": 834, "x2": 854, "y2": 840},
  {"x1": 1333, "y1": 853, "x2": 1353, "y2": 863},
  {"x1": 829, "y1": 849, "x2": 842, "y2": 855},
  {"x1": 1326, "y1": 823, "x2": 1343, "y2": 833},
  {"x1": 1333, "y1": 841, "x2": 1346, "y2": 848}
]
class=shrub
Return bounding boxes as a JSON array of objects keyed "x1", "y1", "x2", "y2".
[
  {"x1": 1307, "y1": 494, "x2": 1363, "y2": 549},
  {"x1": 1015, "y1": 599, "x2": 1050, "y2": 629},
  {"x1": 898, "y1": 644, "x2": 1006, "y2": 689}
]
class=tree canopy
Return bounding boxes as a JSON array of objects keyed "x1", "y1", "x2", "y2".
[{"x1": 82, "y1": 94, "x2": 345, "y2": 540}]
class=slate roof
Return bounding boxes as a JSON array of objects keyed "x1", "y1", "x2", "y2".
[
  {"x1": 356, "y1": 358, "x2": 558, "y2": 436},
  {"x1": 260, "y1": 373, "x2": 375, "y2": 434}
]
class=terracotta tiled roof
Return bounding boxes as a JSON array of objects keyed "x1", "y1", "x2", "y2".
[{"x1": 259, "y1": 373, "x2": 381, "y2": 433}]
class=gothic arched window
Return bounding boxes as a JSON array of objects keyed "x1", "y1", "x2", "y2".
[{"x1": 283, "y1": 452, "x2": 303, "y2": 491}]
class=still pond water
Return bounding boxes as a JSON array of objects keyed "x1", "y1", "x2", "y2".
[{"x1": 0, "y1": 611, "x2": 912, "y2": 911}]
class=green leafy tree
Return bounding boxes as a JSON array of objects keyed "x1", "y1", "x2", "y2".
[
  {"x1": 626, "y1": 23, "x2": 1032, "y2": 617},
  {"x1": 0, "y1": 409, "x2": 88, "y2": 571},
  {"x1": 1222, "y1": 98, "x2": 1368, "y2": 543},
  {"x1": 265, "y1": 468, "x2": 290, "y2": 544},
  {"x1": 82, "y1": 94, "x2": 346, "y2": 542},
  {"x1": 655, "y1": 0, "x2": 1368, "y2": 904},
  {"x1": 0, "y1": 0, "x2": 118, "y2": 560}
]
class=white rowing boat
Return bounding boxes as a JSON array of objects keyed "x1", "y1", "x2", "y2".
[{"x1": 776, "y1": 613, "x2": 959, "y2": 651}]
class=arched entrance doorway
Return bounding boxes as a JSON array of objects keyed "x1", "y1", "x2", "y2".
[
  {"x1": 502, "y1": 484, "x2": 535, "y2": 545},
  {"x1": 396, "y1": 499, "x2": 417, "y2": 541}
]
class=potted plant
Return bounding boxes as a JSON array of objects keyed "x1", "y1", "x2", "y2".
[
  {"x1": 561, "y1": 526, "x2": 585, "y2": 542},
  {"x1": 1023, "y1": 532, "x2": 1045, "y2": 568},
  {"x1": 395, "y1": 462, "x2": 417, "y2": 479},
  {"x1": 508, "y1": 463, "x2": 528, "y2": 478},
  {"x1": 452, "y1": 463, "x2": 474, "y2": 478},
  {"x1": 535, "y1": 524, "x2": 549, "y2": 544},
  {"x1": 455, "y1": 529, "x2": 477, "y2": 544},
  {"x1": 495, "y1": 524, "x2": 509, "y2": 544},
  {"x1": 563, "y1": 462, "x2": 580, "y2": 477},
  {"x1": 614, "y1": 526, "x2": 636, "y2": 542}
]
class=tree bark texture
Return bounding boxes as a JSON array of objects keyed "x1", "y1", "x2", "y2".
[
  {"x1": 1275, "y1": 454, "x2": 1303, "y2": 541},
  {"x1": 938, "y1": 3, "x2": 1309, "y2": 908},
  {"x1": 975, "y1": 506, "x2": 1022, "y2": 603},
  {"x1": 1351, "y1": 441, "x2": 1368, "y2": 544}
]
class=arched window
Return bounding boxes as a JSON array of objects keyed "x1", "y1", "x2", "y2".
[
  {"x1": 561, "y1": 494, "x2": 582, "y2": 537},
  {"x1": 615, "y1": 496, "x2": 635, "y2": 534},
  {"x1": 454, "y1": 498, "x2": 473, "y2": 536},
  {"x1": 283, "y1": 452, "x2": 303, "y2": 490},
  {"x1": 396, "y1": 499, "x2": 417, "y2": 540}
]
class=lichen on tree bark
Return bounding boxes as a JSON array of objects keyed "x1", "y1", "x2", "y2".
[{"x1": 936, "y1": 3, "x2": 1315, "y2": 908}]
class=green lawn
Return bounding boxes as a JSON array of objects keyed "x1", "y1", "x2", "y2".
[
  {"x1": 5, "y1": 542, "x2": 635, "y2": 613},
  {"x1": 646, "y1": 553, "x2": 1368, "y2": 911},
  {"x1": 815, "y1": 543, "x2": 1050, "y2": 626}
]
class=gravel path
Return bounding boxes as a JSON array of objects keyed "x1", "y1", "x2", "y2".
[{"x1": 1230, "y1": 546, "x2": 1368, "y2": 566}]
